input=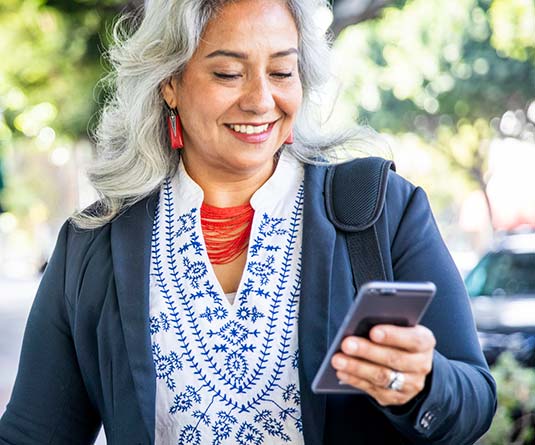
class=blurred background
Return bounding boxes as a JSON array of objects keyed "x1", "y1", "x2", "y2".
[{"x1": 0, "y1": 0, "x2": 534, "y2": 443}]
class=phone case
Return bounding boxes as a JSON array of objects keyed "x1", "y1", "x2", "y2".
[{"x1": 311, "y1": 281, "x2": 436, "y2": 394}]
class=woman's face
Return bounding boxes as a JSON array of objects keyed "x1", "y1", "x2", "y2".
[{"x1": 162, "y1": 0, "x2": 302, "y2": 179}]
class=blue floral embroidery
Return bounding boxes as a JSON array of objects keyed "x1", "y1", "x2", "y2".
[
  {"x1": 211, "y1": 411, "x2": 238, "y2": 444},
  {"x1": 227, "y1": 307, "x2": 263, "y2": 328},
  {"x1": 247, "y1": 255, "x2": 276, "y2": 286},
  {"x1": 209, "y1": 320, "x2": 257, "y2": 346},
  {"x1": 193, "y1": 410, "x2": 211, "y2": 426},
  {"x1": 170, "y1": 385, "x2": 202, "y2": 414},
  {"x1": 279, "y1": 407, "x2": 298, "y2": 421},
  {"x1": 160, "y1": 312, "x2": 170, "y2": 331},
  {"x1": 178, "y1": 424, "x2": 201, "y2": 445},
  {"x1": 200, "y1": 307, "x2": 214, "y2": 322},
  {"x1": 253, "y1": 410, "x2": 290, "y2": 442},
  {"x1": 149, "y1": 316, "x2": 160, "y2": 335},
  {"x1": 224, "y1": 351, "x2": 249, "y2": 385},
  {"x1": 151, "y1": 174, "x2": 305, "y2": 444},
  {"x1": 150, "y1": 312, "x2": 171, "y2": 334},
  {"x1": 249, "y1": 215, "x2": 287, "y2": 257},
  {"x1": 281, "y1": 383, "x2": 300, "y2": 405},
  {"x1": 152, "y1": 343, "x2": 182, "y2": 391},
  {"x1": 291, "y1": 350, "x2": 299, "y2": 369},
  {"x1": 236, "y1": 306, "x2": 250, "y2": 320},
  {"x1": 213, "y1": 306, "x2": 228, "y2": 320},
  {"x1": 182, "y1": 257, "x2": 208, "y2": 289},
  {"x1": 175, "y1": 209, "x2": 197, "y2": 237},
  {"x1": 241, "y1": 278, "x2": 271, "y2": 300},
  {"x1": 251, "y1": 306, "x2": 265, "y2": 323},
  {"x1": 175, "y1": 209, "x2": 204, "y2": 257},
  {"x1": 200, "y1": 305, "x2": 229, "y2": 323},
  {"x1": 235, "y1": 422, "x2": 264, "y2": 445}
]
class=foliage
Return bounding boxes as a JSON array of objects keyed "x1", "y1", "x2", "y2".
[
  {"x1": 1, "y1": 1, "x2": 112, "y2": 140},
  {"x1": 0, "y1": 0, "x2": 125, "y2": 224},
  {"x1": 0, "y1": 0, "x2": 533, "y2": 234},
  {"x1": 478, "y1": 353, "x2": 535, "y2": 445},
  {"x1": 489, "y1": 0, "x2": 535, "y2": 62},
  {"x1": 335, "y1": 0, "x2": 534, "y2": 131},
  {"x1": 333, "y1": 0, "x2": 535, "y2": 229}
]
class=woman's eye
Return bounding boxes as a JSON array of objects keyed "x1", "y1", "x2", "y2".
[
  {"x1": 271, "y1": 72, "x2": 293, "y2": 79},
  {"x1": 213, "y1": 72, "x2": 241, "y2": 80}
]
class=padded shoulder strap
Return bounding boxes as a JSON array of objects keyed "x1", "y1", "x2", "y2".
[
  {"x1": 324, "y1": 157, "x2": 395, "y2": 290},
  {"x1": 325, "y1": 157, "x2": 395, "y2": 231}
]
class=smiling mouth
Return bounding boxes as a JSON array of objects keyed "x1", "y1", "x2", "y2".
[{"x1": 226, "y1": 121, "x2": 276, "y2": 135}]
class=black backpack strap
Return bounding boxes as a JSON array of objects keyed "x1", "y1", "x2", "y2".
[{"x1": 324, "y1": 157, "x2": 395, "y2": 290}]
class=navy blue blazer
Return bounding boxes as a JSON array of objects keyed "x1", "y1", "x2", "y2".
[{"x1": 0, "y1": 164, "x2": 496, "y2": 444}]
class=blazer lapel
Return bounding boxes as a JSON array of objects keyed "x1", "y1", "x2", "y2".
[
  {"x1": 299, "y1": 164, "x2": 337, "y2": 445},
  {"x1": 111, "y1": 193, "x2": 159, "y2": 443}
]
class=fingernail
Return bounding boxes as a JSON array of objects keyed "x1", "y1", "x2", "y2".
[
  {"x1": 337, "y1": 372, "x2": 348, "y2": 384},
  {"x1": 347, "y1": 339, "x2": 358, "y2": 353},
  {"x1": 373, "y1": 329, "x2": 385, "y2": 342},
  {"x1": 333, "y1": 357, "x2": 347, "y2": 369}
]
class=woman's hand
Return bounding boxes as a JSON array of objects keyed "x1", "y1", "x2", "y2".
[{"x1": 330, "y1": 324, "x2": 436, "y2": 406}]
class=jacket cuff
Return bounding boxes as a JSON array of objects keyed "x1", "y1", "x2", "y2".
[{"x1": 378, "y1": 350, "x2": 450, "y2": 437}]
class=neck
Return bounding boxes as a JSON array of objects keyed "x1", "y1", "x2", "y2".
[{"x1": 181, "y1": 154, "x2": 276, "y2": 207}]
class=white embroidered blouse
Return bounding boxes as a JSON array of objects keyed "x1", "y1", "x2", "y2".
[{"x1": 149, "y1": 151, "x2": 305, "y2": 445}]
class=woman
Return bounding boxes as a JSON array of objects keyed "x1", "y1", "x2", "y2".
[{"x1": 0, "y1": 0, "x2": 495, "y2": 444}]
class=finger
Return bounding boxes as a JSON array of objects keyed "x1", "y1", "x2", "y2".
[
  {"x1": 339, "y1": 337, "x2": 433, "y2": 374},
  {"x1": 336, "y1": 370, "x2": 375, "y2": 393},
  {"x1": 332, "y1": 354, "x2": 390, "y2": 387},
  {"x1": 332, "y1": 354, "x2": 426, "y2": 394},
  {"x1": 369, "y1": 324, "x2": 436, "y2": 353},
  {"x1": 336, "y1": 371, "x2": 413, "y2": 406}
]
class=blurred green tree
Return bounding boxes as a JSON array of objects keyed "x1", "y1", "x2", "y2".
[
  {"x1": 0, "y1": 0, "x2": 533, "y2": 231},
  {"x1": 334, "y1": 0, "x2": 535, "y2": 230},
  {"x1": 0, "y1": 0, "x2": 141, "y2": 220},
  {"x1": 0, "y1": 0, "x2": 141, "y2": 140}
]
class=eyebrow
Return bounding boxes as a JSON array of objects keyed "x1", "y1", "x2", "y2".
[{"x1": 205, "y1": 48, "x2": 298, "y2": 60}]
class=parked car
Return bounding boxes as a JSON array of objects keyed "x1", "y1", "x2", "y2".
[{"x1": 465, "y1": 232, "x2": 535, "y2": 365}]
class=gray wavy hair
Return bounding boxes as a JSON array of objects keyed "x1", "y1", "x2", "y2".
[{"x1": 74, "y1": 0, "x2": 374, "y2": 229}]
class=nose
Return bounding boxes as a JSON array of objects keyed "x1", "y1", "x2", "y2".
[{"x1": 238, "y1": 75, "x2": 276, "y2": 115}]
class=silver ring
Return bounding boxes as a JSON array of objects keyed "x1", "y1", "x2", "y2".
[{"x1": 387, "y1": 370, "x2": 405, "y2": 392}]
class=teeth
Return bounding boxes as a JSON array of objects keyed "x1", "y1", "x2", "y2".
[{"x1": 229, "y1": 124, "x2": 269, "y2": 134}]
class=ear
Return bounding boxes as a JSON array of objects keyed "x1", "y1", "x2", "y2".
[{"x1": 161, "y1": 77, "x2": 180, "y2": 109}]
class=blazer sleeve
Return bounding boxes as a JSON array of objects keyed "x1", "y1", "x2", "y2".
[
  {"x1": 378, "y1": 177, "x2": 497, "y2": 444},
  {"x1": 0, "y1": 221, "x2": 101, "y2": 445}
]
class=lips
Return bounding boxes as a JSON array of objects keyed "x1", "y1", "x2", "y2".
[
  {"x1": 225, "y1": 120, "x2": 278, "y2": 144},
  {"x1": 227, "y1": 123, "x2": 270, "y2": 135}
]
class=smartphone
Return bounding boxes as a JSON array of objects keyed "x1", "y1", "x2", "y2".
[{"x1": 311, "y1": 281, "x2": 436, "y2": 394}]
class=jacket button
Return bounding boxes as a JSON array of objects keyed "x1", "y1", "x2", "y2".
[{"x1": 420, "y1": 411, "x2": 435, "y2": 429}]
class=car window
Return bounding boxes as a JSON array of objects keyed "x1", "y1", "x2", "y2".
[{"x1": 465, "y1": 252, "x2": 535, "y2": 297}]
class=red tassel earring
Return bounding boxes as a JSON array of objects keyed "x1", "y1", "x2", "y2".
[
  {"x1": 284, "y1": 129, "x2": 294, "y2": 145},
  {"x1": 167, "y1": 108, "x2": 184, "y2": 149}
]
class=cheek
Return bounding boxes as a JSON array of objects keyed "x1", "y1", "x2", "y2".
[
  {"x1": 194, "y1": 86, "x2": 238, "y2": 120},
  {"x1": 285, "y1": 78, "x2": 303, "y2": 115},
  {"x1": 181, "y1": 94, "x2": 232, "y2": 132},
  {"x1": 280, "y1": 88, "x2": 303, "y2": 117},
  {"x1": 293, "y1": 89, "x2": 303, "y2": 113}
]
